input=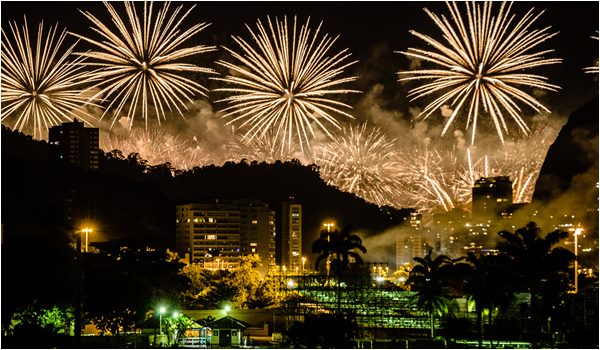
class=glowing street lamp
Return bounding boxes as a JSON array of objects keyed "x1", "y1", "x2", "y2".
[
  {"x1": 302, "y1": 256, "x2": 307, "y2": 274},
  {"x1": 172, "y1": 312, "x2": 180, "y2": 345},
  {"x1": 323, "y1": 222, "x2": 335, "y2": 233},
  {"x1": 573, "y1": 227, "x2": 583, "y2": 294},
  {"x1": 158, "y1": 306, "x2": 166, "y2": 334},
  {"x1": 82, "y1": 227, "x2": 92, "y2": 253}
]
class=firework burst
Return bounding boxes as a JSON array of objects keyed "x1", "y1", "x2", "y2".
[
  {"x1": 399, "y1": 145, "x2": 461, "y2": 213},
  {"x1": 215, "y1": 16, "x2": 359, "y2": 156},
  {"x1": 1, "y1": 19, "x2": 97, "y2": 139},
  {"x1": 73, "y1": 1, "x2": 216, "y2": 129},
  {"x1": 397, "y1": 1, "x2": 561, "y2": 144},
  {"x1": 227, "y1": 133, "x2": 309, "y2": 164},
  {"x1": 316, "y1": 122, "x2": 402, "y2": 207},
  {"x1": 180, "y1": 136, "x2": 217, "y2": 169},
  {"x1": 100, "y1": 128, "x2": 187, "y2": 167}
]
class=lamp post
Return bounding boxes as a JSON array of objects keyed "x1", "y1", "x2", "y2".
[
  {"x1": 323, "y1": 222, "x2": 335, "y2": 233},
  {"x1": 82, "y1": 228, "x2": 92, "y2": 253},
  {"x1": 574, "y1": 227, "x2": 582, "y2": 294},
  {"x1": 302, "y1": 256, "x2": 306, "y2": 275},
  {"x1": 172, "y1": 312, "x2": 180, "y2": 346},
  {"x1": 159, "y1": 306, "x2": 166, "y2": 334}
]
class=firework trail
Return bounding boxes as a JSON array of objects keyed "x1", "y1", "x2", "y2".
[
  {"x1": 215, "y1": 16, "x2": 359, "y2": 156},
  {"x1": 180, "y1": 136, "x2": 218, "y2": 169},
  {"x1": 461, "y1": 119, "x2": 556, "y2": 204},
  {"x1": 397, "y1": 145, "x2": 461, "y2": 213},
  {"x1": 226, "y1": 133, "x2": 311, "y2": 164},
  {"x1": 397, "y1": 1, "x2": 561, "y2": 144},
  {"x1": 1, "y1": 19, "x2": 97, "y2": 139},
  {"x1": 100, "y1": 128, "x2": 188, "y2": 167},
  {"x1": 73, "y1": 1, "x2": 216, "y2": 129},
  {"x1": 316, "y1": 122, "x2": 402, "y2": 207},
  {"x1": 584, "y1": 33, "x2": 599, "y2": 74}
]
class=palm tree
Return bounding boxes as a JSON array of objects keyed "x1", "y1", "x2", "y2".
[
  {"x1": 406, "y1": 249, "x2": 454, "y2": 338},
  {"x1": 496, "y1": 222, "x2": 574, "y2": 345},
  {"x1": 460, "y1": 252, "x2": 515, "y2": 347},
  {"x1": 312, "y1": 226, "x2": 367, "y2": 315}
]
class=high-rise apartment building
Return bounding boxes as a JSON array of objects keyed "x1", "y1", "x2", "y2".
[
  {"x1": 237, "y1": 199, "x2": 276, "y2": 274},
  {"x1": 175, "y1": 199, "x2": 276, "y2": 273},
  {"x1": 48, "y1": 118, "x2": 99, "y2": 170},
  {"x1": 472, "y1": 176, "x2": 513, "y2": 222},
  {"x1": 396, "y1": 210, "x2": 426, "y2": 269},
  {"x1": 281, "y1": 199, "x2": 302, "y2": 272},
  {"x1": 176, "y1": 202, "x2": 241, "y2": 269}
]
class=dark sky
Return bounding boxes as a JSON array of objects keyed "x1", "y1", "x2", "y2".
[{"x1": 2, "y1": 1, "x2": 598, "y2": 117}]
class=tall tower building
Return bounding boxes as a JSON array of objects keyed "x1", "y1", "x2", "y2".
[
  {"x1": 48, "y1": 118, "x2": 99, "y2": 170},
  {"x1": 472, "y1": 176, "x2": 513, "y2": 222},
  {"x1": 236, "y1": 199, "x2": 276, "y2": 274},
  {"x1": 396, "y1": 210, "x2": 425, "y2": 269},
  {"x1": 281, "y1": 199, "x2": 302, "y2": 272}
]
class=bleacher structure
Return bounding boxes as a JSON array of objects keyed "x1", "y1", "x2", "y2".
[{"x1": 273, "y1": 269, "x2": 439, "y2": 339}]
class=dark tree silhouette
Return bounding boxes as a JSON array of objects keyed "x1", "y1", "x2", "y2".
[
  {"x1": 312, "y1": 226, "x2": 367, "y2": 315},
  {"x1": 460, "y1": 252, "x2": 515, "y2": 347},
  {"x1": 496, "y1": 222, "x2": 574, "y2": 346},
  {"x1": 406, "y1": 249, "x2": 454, "y2": 338}
]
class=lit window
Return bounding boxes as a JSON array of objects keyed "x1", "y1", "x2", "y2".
[
  {"x1": 208, "y1": 218, "x2": 214, "y2": 223},
  {"x1": 207, "y1": 235, "x2": 217, "y2": 240},
  {"x1": 193, "y1": 218, "x2": 198, "y2": 223},
  {"x1": 186, "y1": 219, "x2": 190, "y2": 223},
  {"x1": 250, "y1": 243, "x2": 257, "y2": 247},
  {"x1": 251, "y1": 248, "x2": 256, "y2": 253},
  {"x1": 251, "y1": 219, "x2": 258, "y2": 224},
  {"x1": 176, "y1": 219, "x2": 180, "y2": 224}
]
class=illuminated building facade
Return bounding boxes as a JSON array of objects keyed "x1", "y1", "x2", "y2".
[
  {"x1": 472, "y1": 176, "x2": 513, "y2": 222},
  {"x1": 176, "y1": 202, "x2": 241, "y2": 269},
  {"x1": 48, "y1": 118, "x2": 99, "y2": 170},
  {"x1": 396, "y1": 210, "x2": 425, "y2": 268},
  {"x1": 175, "y1": 200, "x2": 276, "y2": 272},
  {"x1": 281, "y1": 199, "x2": 302, "y2": 272},
  {"x1": 237, "y1": 199, "x2": 276, "y2": 274}
]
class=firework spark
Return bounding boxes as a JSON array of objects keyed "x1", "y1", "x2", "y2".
[
  {"x1": 181, "y1": 136, "x2": 217, "y2": 170},
  {"x1": 398, "y1": 145, "x2": 461, "y2": 213},
  {"x1": 1, "y1": 19, "x2": 97, "y2": 139},
  {"x1": 397, "y1": 1, "x2": 561, "y2": 144},
  {"x1": 101, "y1": 128, "x2": 187, "y2": 167},
  {"x1": 73, "y1": 1, "x2": 216, "y2": 129},
  {"x1": 316, "y1": 123, "x2": 402, "y2": 207},
  {"x1": 215, "y1": 16, "x2": 359, "y2": 156},
  {"x1": 584, "y1": 33, "x2": 599, "y2": 74},
  {"x1": 227, "y1": 133, "x2": 310, "y2": 164}
]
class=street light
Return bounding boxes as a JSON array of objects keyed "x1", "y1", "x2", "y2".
[
  {"x1": 573, "y1": 227, "x2": 583, "y2": 294},
  {"x1": 82, "y1": 227, "x2": 92, "y2": 253},
  {"x1": 159, "y1": 306, "x2": 166, "y2": 334},
  {"x1": 323, "y1": 222, "x2": 335, "y2": 233},
  {"x1": 302, "y1": 256, "x2": 306, "y2": 274},
  {"x1": 172, "y1": 312, "x2": 180, "y2": 346}
]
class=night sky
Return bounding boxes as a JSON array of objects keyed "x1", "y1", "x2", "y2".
[{"x1": 2, "y1": 1, "x2": 598, "y2": 119}]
